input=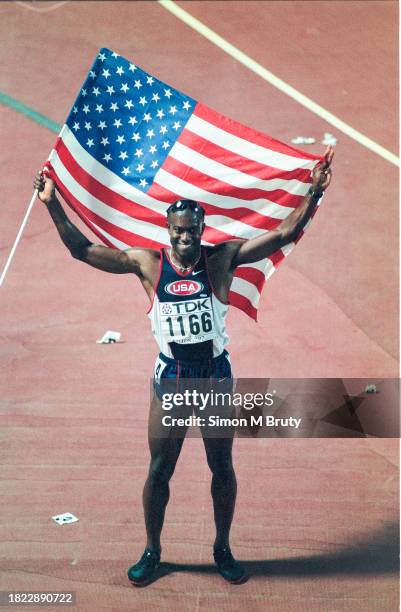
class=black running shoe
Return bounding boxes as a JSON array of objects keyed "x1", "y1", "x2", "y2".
[
  {"x1": 127, "y1": 549, "x2": 161, "y2": 586},
  {"x1": 213, "y1": 547, "x2": 246, "y2": 584}
]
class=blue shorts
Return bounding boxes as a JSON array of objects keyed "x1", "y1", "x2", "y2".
[{"x1": 153, "y1": 350, "x2": 233, "y2": 400}]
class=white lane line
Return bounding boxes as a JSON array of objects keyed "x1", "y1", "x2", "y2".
[{"x1": 158, "y1": 0, "x2": 399, "y2": 167}]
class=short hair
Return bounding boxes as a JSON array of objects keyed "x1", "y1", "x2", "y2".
[{"x1": 166, "y1": 199, "x2": 205, "y2": 221}]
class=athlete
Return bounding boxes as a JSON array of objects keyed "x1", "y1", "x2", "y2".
[{"x1": 33, "y1": 145, "x2": 333, "y2": 585}]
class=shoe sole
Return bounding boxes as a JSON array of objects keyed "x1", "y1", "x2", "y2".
[{"x1": 216, "y1": 569, "x2": 247, "y2": 584}]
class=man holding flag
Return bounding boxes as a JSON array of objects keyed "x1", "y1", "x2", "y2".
[
  {"x1": 33, "y1": 145, "x2": 332, "y2": 585},
  {"x1": 31, "y1": 47, "x2": 334, "y2": 586}
]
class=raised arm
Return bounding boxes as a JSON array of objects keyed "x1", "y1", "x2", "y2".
[
  {"x1": 230, "y1": 146, "x2": 334, "y2": 268},
  {"x1": 33, "y1": 171, "x2": 151, "y2": 275}
]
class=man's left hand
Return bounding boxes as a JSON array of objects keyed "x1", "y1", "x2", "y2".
[{"x1": 312, "y1": 145, "x2": 334, "y2": 192}]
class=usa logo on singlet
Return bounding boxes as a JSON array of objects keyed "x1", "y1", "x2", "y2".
[{"x1": 165, "y1": 280, "x2": 203, "y2": 296}]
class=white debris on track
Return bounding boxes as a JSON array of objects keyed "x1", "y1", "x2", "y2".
[{"x1": 96, "y1": 330, "x2": 121, "y2": 344}]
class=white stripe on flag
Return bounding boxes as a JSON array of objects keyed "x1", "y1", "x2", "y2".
[
  {"x1": 281, "y1": 242, "x2": 295, "y2": 257},
  {"x1": 171, "y1": 141, "x2": 310, "y2": 196},
  {"x1": 186, "y1": 114, "x2": 317, "y2": 172},
  {"x1": 230, "y1": 276, "x2": 261, "y2": 308},
  {"x1": 156, "y1": 167, "x2": 294, "y2": 221}
]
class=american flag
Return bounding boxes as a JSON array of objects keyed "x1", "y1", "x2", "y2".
[{"x1": 47, "y1": 47, "x2": 323, "y2": 320}]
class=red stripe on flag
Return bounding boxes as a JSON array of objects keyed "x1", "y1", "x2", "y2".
[
  {"x1": 178, "y1": 128, "x2": 313, "y2": 186},
  {"x1": 234, "y1": 266, "x2": 267, "y2": 292},
  {"x1": 228, "y1": 290, "x2": 258, "y2": 321},
  {"x1": 268, "y1": 249, "x2": 286, "y2": 267},
  {"x1": 162, "y1": 155, "x2": 304, "y2": 210},
  {"x1": 50, "y1": 167, "x2": 164, "y2": 250},
  {"x1": 193, "y1": 103, "x2": 324, "y2": 163}
]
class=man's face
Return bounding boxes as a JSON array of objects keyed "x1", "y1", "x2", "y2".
[{"x1": 167, "y1": 211, "x2": 204, "y2": 259}]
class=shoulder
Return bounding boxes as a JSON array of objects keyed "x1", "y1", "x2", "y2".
[
  {"x1": 205, "y1": 240, "x2": 245, "y2": 268},
  {"x1": 125, "y1": 246, "x2": 161, "y2": 276}
]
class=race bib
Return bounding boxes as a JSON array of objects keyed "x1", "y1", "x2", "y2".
[{"x1": 159, "y1": 297, "x2": 216, "y2": 344}]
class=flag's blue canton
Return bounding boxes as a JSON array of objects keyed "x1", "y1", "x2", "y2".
[{"x1": 65, "y1": 48, "x2": 196, "y2": 192}]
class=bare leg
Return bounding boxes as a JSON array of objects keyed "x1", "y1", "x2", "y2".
[
  {"x1": 143, "y1": 395, "x2": 187, "y2": 553},
  {"x1": 201, "y1": 435, "x2": 237, "y2": 550}
]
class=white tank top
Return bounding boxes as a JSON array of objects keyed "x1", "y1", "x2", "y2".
[{"x1": 147, "y1": 247, "x2": 229, "y2": 360}]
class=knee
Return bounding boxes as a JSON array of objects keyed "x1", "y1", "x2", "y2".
[
  {"x1": 147, "y1": 457, "x2": 176, "y2": 485},
  {"x1": 207, "y1": 457, "x2": 235, "y2": 480}
]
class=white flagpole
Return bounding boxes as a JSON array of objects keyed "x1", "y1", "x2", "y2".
[{"x1": 0, "y1": 190, "x2": 38, "y2": 287}]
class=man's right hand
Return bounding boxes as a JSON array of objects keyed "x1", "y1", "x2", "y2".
[{"x1": 33, "y1": 170, "x2": 56, "y2": 205}]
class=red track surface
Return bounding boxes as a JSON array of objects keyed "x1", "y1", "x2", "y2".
[{"x1": 1, "y1": 2, "x2": 399, "y2": 610}]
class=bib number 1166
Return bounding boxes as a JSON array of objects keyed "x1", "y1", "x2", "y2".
[{"x1": 166, "y1": 311, "x2": 212, "y2": 338}]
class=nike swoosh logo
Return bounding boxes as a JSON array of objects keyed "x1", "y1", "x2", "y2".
[{"x1": 192, "y1": 270, "x2": 204, "y2": 276}]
